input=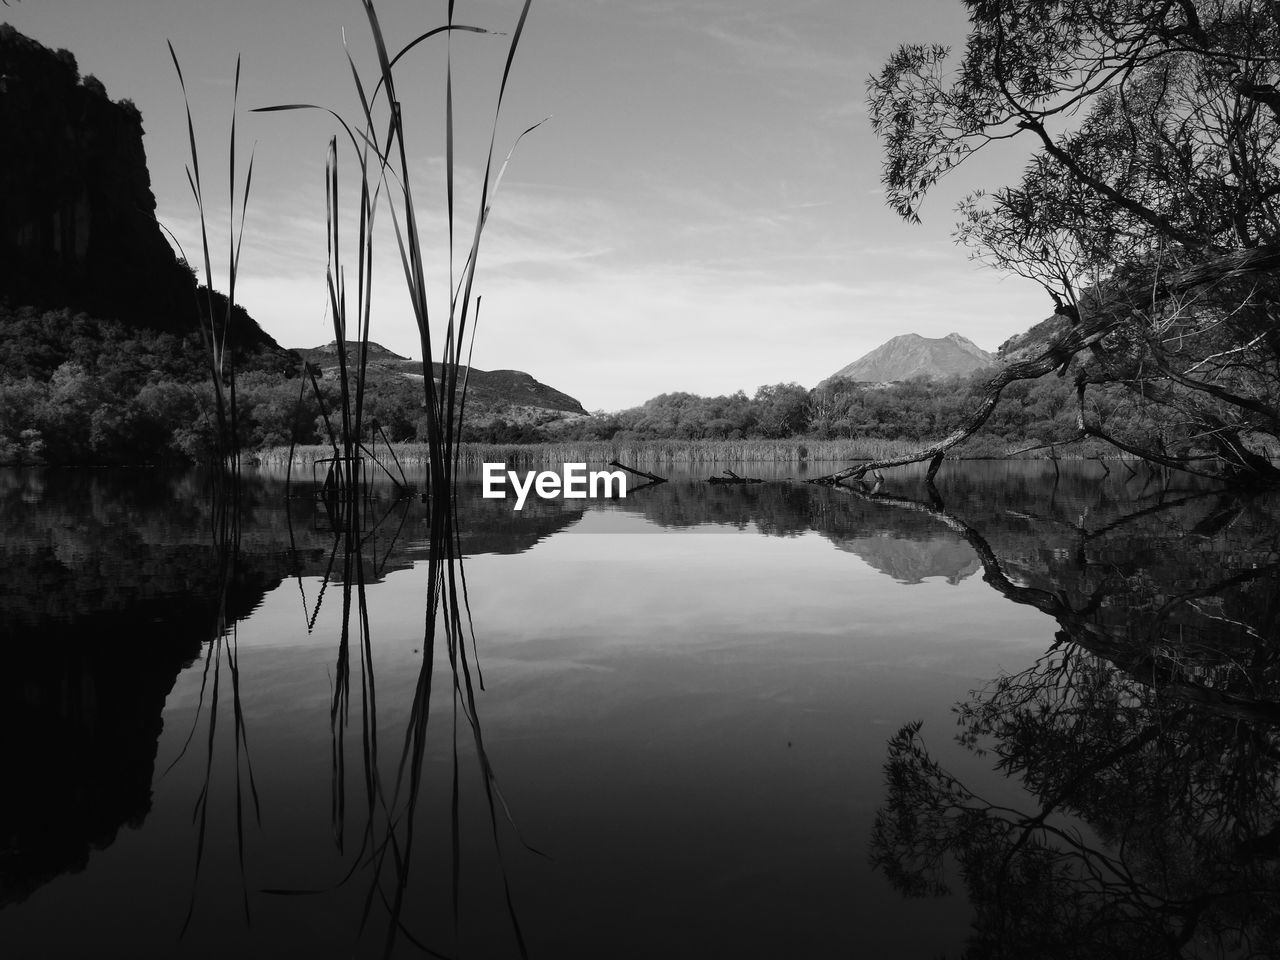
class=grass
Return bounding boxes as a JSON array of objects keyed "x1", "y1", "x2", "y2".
[
  {"x1": 166, "y1": 45, "x2": 255, "y2": 474},
  {"x1": 252, "y1": 436, "x2": 1133, "y2": 469},
  {"x1": 158, "y1": 3, "x2": 543, "y2": 953},
  {"x1": 246, "y1": 5, "x2": 540, "y2": 955},
  {"x1": 255, "y1": 0, "x2": 541, "y2": 503}
]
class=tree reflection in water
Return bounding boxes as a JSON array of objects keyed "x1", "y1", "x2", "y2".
[
  {"x1": 865, "y1": 479, "x2": 1280, "y2": 958},
  {"x1": 10, "y1": 462, "x2": 1280, "y2": 955}
]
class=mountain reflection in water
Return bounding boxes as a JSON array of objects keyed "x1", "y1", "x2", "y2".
[{"x1": 0, "y1": 462, "x2": 1276, "y2": 958}]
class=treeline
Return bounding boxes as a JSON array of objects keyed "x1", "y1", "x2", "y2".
[
  {"x1": 0, "y1": 306, "x2": 296, "y2": 464},
  {"x1": 540, "y1": 375, "x2": 1150, "y2": 454},
  {"x1": 0, "y1": 306, "x2": 541, "y2": 465},
  {"x1": 1, "y1": 304, "x2": 1177, "y2": 465}
]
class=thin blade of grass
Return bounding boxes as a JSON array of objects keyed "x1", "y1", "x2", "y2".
[
  {"x1": 228, "y1": 55, "x2": 240, "y2": 308},
  {"x1": 231, "y1": 146, "x2": 256, "y2": 286}
]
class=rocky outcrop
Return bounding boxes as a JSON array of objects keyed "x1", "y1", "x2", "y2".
[{"x1": 0, "y1": 24, "x2": 276, "y2": 352}]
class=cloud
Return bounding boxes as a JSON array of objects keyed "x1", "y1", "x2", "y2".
[
  {"x1": 210, "y1": 136, "x2": 1048, "y2": 414},
  {"x1": 700, "y1": 22, "x2": 854, "y2": 81},
  {"x1": 449, "y1": 252, "x2": 1046, "y2": 411},
  {"x1": 818, "y1": 98, "x2": 867, "y2": 122}
]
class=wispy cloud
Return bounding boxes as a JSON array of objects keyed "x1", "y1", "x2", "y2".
[
  {"x1": 700, "y1": 22, "x2": 855, "y2": 81},
  {"x1": 72, "y1": 0, "x2": 1046, "y2": 413},
  {"x1": 818, "y1": 98, "x2": 867, "y2": 122}
]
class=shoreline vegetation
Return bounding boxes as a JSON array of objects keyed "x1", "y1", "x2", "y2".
[
  {"x1": 1, "y1": 306, "x2": 1212, "y2": 468},
  {"x1": 5, "y1": 304, "x2": 1268, "y2": 470},
  {"x1": 254, "y1": 438, "x2": 1130, "y2": 470},
  {"x1": 3, "y1": 304, "x2": 1273, "y2": 470}
]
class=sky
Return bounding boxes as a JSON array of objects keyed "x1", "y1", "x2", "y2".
[{"x1": 5, "y1": 0, "x2": 1052, "y2": 411}]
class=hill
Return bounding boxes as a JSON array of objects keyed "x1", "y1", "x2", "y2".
[
  {"x1": 293, "y1": 341, "x2": 588, "y2": 421},
  {"x1": 824, "y1": 332, "x2": 995, "y2": 384},
  {"x1": 0, "y1": 24, "x2": 280, "y2": 355}
]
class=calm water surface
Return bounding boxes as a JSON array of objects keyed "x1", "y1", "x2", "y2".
[{"x1": 1, "y1": 461, "x2": 1278, "y2": 958}]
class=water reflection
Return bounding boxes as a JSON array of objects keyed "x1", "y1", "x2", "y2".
[
  {"x1": 3, "y1": 462, "x2": 1278, "y2": 956},
  {"x1": 257, "y1": 471, "x2": 535, "y2": 956},
  {"x1": 0, "y1": 467, "x2": 538, "y2": 954},
  {"x1": 0, "y1": 469, "x2": 269, "y2": 912},
  {"x1": 863, "y1": 478, "x2": 1280, "y2": 958}
]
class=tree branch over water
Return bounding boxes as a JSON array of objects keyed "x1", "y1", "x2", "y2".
[
  {"x1": 814, "y1": 246, "x2": 1280, "y2": 484},
  {"x1": 850, "y1": 0, "x2": 1280, "y2": 486}
]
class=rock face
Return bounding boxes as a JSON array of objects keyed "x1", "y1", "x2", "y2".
[
  {"x1": 0, "y1": 24, "x2": 275, "y2": 351},
  {"x1": 824, "y1": 332, "x2": 996, "y2": 384}
]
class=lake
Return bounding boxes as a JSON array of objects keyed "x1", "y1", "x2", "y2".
[{"x1": 1, "y1": 461, "x2": 1278, "y2": 958}]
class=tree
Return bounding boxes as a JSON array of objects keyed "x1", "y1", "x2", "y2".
[
  {"x1": 839, "y1": 0, "x2": 1280, "y2": 485},
  {"x1": 753, "y1": 383, "x2": 811, "y2": 438}
]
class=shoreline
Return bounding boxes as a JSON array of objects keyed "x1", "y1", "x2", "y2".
[{"x1": 251, "y1": 437, "x2": 1130, "y2": 469}]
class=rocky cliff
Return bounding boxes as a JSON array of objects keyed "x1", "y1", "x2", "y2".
[{"x1": 0, "y1": 24, "x2": 277, "y2": 352}]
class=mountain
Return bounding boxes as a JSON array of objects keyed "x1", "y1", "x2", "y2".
[
  {"x1": 824, "y1": 332, "x2": 996, "y2": 384},
  {"x1": 293, "y1": 341, "x2": 588, "y2": 419},
  {"x1": 0, "y1": 24, "x2": 279, "y2": 354}
]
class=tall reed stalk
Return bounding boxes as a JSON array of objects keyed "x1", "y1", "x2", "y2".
[
  {"x1": 167, "y1": 46, "x2": 255, "y2": 477},
  {"x1": 159, "y1": 50, "x2": 264, "y2": 936},
  {"x1": 254, "y1": 4, "x2": 542, "y2": 954},
  {"x1": 257, "y1": 0, "x2": 541, "y2": 507}
]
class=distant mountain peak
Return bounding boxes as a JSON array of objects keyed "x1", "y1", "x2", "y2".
[{"x1": 823, "y1": 332, "x2": 996, "y2": 384}]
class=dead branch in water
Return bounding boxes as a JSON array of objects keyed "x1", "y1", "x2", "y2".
[
  {"x1": 607, "y1": 459, "x2": 667, "y2": 484},
  {"x1": 707, "y1": 469, "x2": 765, "y2": 485}
]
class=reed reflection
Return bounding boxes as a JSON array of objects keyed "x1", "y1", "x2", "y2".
[
  {"x1": 861, "y1": 476, "x2": 1280, "y2": 958},
  {"x1": 270, "y1": 465, "x2": 534, "y2": 958},
  {"x1": 0, "y1": 464, "x2": 541, "y2": 952},
  {"x1": 10, "y1": 460, "x2": 1262, "y2": 955},
  {"x1": 169, "y1": 468, "x2": 262, "y2": 934}
]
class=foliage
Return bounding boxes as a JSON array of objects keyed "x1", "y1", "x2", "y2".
[
  {"x1": 547, "y1": 372, "x2": 1140, "y2": 453},
  {"x1": 0, "y1": 307, "x2": 310, "y2": 464},
  {"x1": 867, "y1": 0, "x2": 1280, "y2": 482},
  {"x1": 0, "y1": 301, "x2": 1195, "y2": 465}
]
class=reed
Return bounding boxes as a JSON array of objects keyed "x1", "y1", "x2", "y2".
[
  {"x1": 255, "y1": 436, "x2": 1040, "y2": 469},
  {"x1": 159, "y1": 4, "x2": 539, "y2": 951},
  {"x1": 162, "y1": 55, "x2": 262, "y2": 929},
  {"x1": 256, "y1": 0, "x2": 541, "y2": 505},
  {"x1": 166, "y1": 46, "x2": 255, "y2": 476},
  {"x1": 253, "y1": 4, "x2": 540, "y2": 954}
]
